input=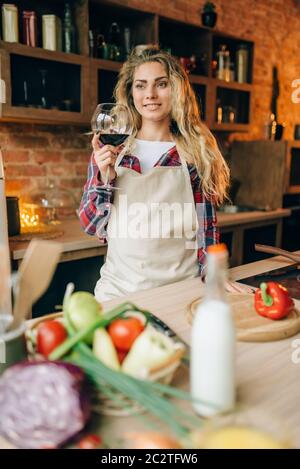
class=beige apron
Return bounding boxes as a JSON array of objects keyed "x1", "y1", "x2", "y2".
[{"x1": 94, "y1": 149, "x2": 199, "y2": 302}]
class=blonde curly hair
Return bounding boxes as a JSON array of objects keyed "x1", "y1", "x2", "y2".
[{"x1": 114, "y1": 46, "x2": 229, "y2": 205}]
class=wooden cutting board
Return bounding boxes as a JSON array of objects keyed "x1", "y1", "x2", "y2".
[{"x1": 186, "y1": 293, "x2": 300, "y2": 342}]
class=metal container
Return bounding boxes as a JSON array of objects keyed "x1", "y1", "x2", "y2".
[
  {"x1": 42, "y1": 15, "x2": 62, "y2": 51},
  {"x1": 22, "y1": 10, "x2": 37, "y2": 47},
  {"x1": 2, "y1": 3, "x2": 19, "y2": 43},
  {"x1": 236, "y1": 44, "x2": 249, "y2": 83}
]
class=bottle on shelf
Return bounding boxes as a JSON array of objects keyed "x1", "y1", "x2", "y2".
[
  {"x1": 96, "y1": 33, "x2": 109, "y2": 60},
  {"x1": 190, "y1": 243, "x2": 236, "y2": 417},
  {"x1": 62, "y1": 2, "x2": 77, "y2": 54},
  {"x1": 236, "y1": 43, "x2": 249, "y2": 83},
  {"x1": 2, "y1": 3, "x2": 19, "y2": 43},
  {"x1": 38, "y1": 69, "x2": 50, "y2": 109},
  {"x1": 216, "y1": 44, "x2": 230, "y2": 82},
  {"x1": 108, "y1": 22, "x2": 122, "y2": 61},
  {"x1": 88, "y1": 30, "x2": 95, "y2": 58},
  {"x1": 265, "y1": 112, "x2": 277, "y2": 140},
  {"x1": 216, "y1": 99, "x2": 223, "y2": 124},
  {"x1": 123, "y1": 27, "x2": 131, "y2": 58}
]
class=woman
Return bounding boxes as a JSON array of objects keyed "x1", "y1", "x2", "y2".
[{"x1": 79, "y1": 47, "x2": 230, "y2": 302}]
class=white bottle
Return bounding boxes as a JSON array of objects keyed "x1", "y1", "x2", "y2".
[{"x1": 191, "y1": 243, "x2": 235, "y2": 417}]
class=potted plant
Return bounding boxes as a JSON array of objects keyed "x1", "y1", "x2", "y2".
[{"x1": 201, "y1": 2, "x2": 217, "y2": 28}]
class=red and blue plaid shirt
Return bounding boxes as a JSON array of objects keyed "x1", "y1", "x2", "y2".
[{"x1": 78, "y1": 145, "x2": 219, "y2": 275}]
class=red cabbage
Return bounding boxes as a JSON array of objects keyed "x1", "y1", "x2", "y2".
[{"x1": 0, "y1": 361, "x2": 91, "y2": 449}]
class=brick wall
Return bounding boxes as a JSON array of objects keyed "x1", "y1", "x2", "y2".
[
  {"x1": 1, "y1": 0, "x2": 300, "y2": 200},
  {"x1": 1, "y1": 123, "x2": 90, "y2": 202}
]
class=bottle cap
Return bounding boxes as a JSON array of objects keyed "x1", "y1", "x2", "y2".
[{"x1": 207, "y1": 243, "x2": 228, "y2": 254}]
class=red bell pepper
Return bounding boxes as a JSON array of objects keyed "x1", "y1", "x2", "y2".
[{"x1": 254, "y1": 282, "x2": 294, "y2": 320}]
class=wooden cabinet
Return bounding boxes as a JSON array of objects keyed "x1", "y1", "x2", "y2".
[
  {"x1": 0, "y1": 0, "x2": 254, "y2": 129},
  {"x1": 285, "y1": 141, "x2": 300, "y2": 194}
]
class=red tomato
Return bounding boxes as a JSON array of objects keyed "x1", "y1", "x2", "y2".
[
  {"x1": 108, "y1": 317, "x2": 144, "y2": 351},
  {"x1": 77, "y1": 434, "x2": 103, "y2": 449},
  {"x1": 36, "y1": 320, "x2": 67, "y2": 358},
  {"x1": 117, "y1": 349, "x2": 127, "y2": 364}
]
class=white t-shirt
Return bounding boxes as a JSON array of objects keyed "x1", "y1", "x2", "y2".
[{"x1": 134, "y1": 138, "x2": 175, "y2": 173}]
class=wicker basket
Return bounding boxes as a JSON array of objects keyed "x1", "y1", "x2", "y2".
[{"x1": 25, "y1": 312, "x2": 186, "y2": 416}]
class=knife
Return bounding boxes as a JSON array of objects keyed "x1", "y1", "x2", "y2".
[{"x1": 147, "y1": 311, "x2": 190, "y2": 365}]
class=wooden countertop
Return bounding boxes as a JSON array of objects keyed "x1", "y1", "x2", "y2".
[
  {"x1": 9, "y1": 218, "x2": 106, "y2": 262},
  {"x1": 9, "y1": 208, "x2": 291, "y2": 262},
  {"x1": 1, "y1": 252, "x2": 299, "y2": 448},
  {"x1": 216, "y1": 207, "x2": 290, "y2": 227}
]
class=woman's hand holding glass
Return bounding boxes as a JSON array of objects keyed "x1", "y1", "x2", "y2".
[{"x1": 92, "y1": 133, "x2": 119, "y2": 184}]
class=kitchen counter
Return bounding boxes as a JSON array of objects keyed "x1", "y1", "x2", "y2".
[
  {"x1": 0, "y1": 252, "x2": 299, "y2": 448},
  {"x1": 9, "y1": 208, "x2": 291, "y2": 265},
  {"x1": 217, "y1": 207, "x2": 290, "y2": 227},
  {"x1": 9, "y1": 218, "x2": 106, "y2": 264}
]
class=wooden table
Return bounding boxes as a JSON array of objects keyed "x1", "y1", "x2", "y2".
[{"x1": 1, "y1": 252, "x2": 299, "y2": 448}]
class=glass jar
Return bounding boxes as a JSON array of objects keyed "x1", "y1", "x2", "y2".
[
  {"x1": 2, "y1": 3, "x2": 19, "y2": 43},
  {"x1": 222, "y1": 106, "x2": 236, "y2": 124},
  {"x1": 236, "y1": 44, "x2": 248, "y2": 83},
  {"x1": 22, "y1": 180, "x2": 77, "y2": 226},
  {"x1": 217, "y1": 45, "x2": 230, "y2": 82}
]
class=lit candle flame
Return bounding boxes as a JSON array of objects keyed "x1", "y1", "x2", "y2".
[{"x1": 20, "y1": 204, "x2": 40, "y2": 231}]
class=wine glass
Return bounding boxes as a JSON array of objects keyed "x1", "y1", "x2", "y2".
[{"x1": 91, "y1": 103, "x2": 133, "y2": 191}]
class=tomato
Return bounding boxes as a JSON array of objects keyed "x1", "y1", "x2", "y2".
[
  {"x1": 108, "y1": 317, "x2": 144, "y2": 351},
  {"x1": 117, "y1": 349, "x2": 127, "y2": 364},
  {"x1": 36, "y1": 320, "x2": 67, "y2": 358},
  {"x1": 77, "y1": 434, "x2": 103, "y2": 449}
]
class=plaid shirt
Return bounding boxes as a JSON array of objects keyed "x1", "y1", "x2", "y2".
[{"x1": 78, "y1": 145, "x2": 219, "y2": 275}]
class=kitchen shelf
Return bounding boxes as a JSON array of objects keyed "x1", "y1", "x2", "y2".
[
  {"x1": 158, "y1": 16, "x2": 211, "y2": 77},
  {"x1": 0, "y1": 0, "x2": 254, "y2": 130},
  {"x1": 215, "y1": 86, "x2": 251, "y2": 126},
  {"x1": 0, "y1": 41, "x2": 86, "y2": 64},
  {"x1": 212, "y1": 78, "x2": 252, "y2": 92},
  {"x1": 6, "y1": 0, "x2": 89, "y2": 55},
  {"x1": 89, "y1": 0, "x2": 156, "y2": 51},
  {"x1": 0, "y1": 44, "x2": 90, "y2": 124},
  {"x1": 91, "y1": 58, "x2": 122, "y2": 72},
  {"x1": 212, "y1": 32, "x2": 254, "y2": 84},
  {"x1": 210, "y1": 123, "x2": 250, "y2": 132}
]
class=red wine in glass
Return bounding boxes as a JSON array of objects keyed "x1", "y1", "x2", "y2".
[
  {"x1": 91, "y1": 103, "x2": 133, "y2": 191},
  {"x1": 99, "y1": 133, "x2": 129, "y2": 146}
]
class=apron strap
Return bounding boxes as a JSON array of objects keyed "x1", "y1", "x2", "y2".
[{"x1": 176, "y1": 146, "x2": 194, "y2": 186}]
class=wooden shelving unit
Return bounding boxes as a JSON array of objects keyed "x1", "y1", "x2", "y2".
[
  {"x1": 0, "y1": 40, "x2": 90, "y2": 125},
  {"x1": 0, "y1": 0, "x2": 255, "y2": 130}
]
